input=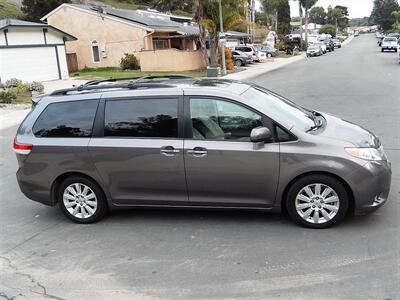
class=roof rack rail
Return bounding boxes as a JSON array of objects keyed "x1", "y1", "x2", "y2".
[
  {"x1": 49, "y1": 82, "x2": 175, "y2": 96},
  {"x1": 82, "y1": 74, "x2": 193, "y2": 88}
]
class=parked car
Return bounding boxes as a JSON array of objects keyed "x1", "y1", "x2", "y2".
[
  {"x1": 255, "y1": 50, "x2": 267, "y2": 62},
  {"x1": 306, "y1": 44, "x2": 323, "y2": 57},
  {"x1": 377, "y1": 35, "x2": 385, "y2": 46},
  {"x1": 313, "y1": 42, "x2": 327, "y2": 54},
  {"x1": 381, "y1": 37, "x2": 398, "y2": 52},
  {"x1": 14, "y1": 76, "x2": 392, "y2": 228},
  {"x1": 354, "y1": 31, "x2": 360, "y2": 37},
  {"x1": 332, "y1": 38, "x2": 342, "y2": 48},
  {"x1": 387, "y1": 32, "x2": 400, "y2": 39},
  {"x1": 234, "y1": 45, "x2": 258, "y2": 62},
  {"x1": 258, "y1": 45, "x2": 279, "y2": 58},
  {"x1": 231, "y1": 50, "x2": 250, "y2": 67}
]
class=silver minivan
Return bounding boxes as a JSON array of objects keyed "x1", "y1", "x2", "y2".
[{"x1": 14, "y1": 77, "x2": 392, "y2": 228}]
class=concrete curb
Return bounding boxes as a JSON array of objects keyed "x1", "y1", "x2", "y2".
[
  {"x1": 224, "y1": 54, "x2": 306, "y2": 81},
  {"x1": 341, "y1": 35, "x2": 354, "y2": 47}
]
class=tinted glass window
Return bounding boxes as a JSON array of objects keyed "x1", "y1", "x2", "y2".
[
  {"x1": 104, "y1": 99, "x2": 178, "y2": 138},
  {"x1": 33, "y1": 100, "x2": 98, "y2": 137},
  {"x1": 190, "y1": 98, "x2": 262, "y2": 141}
]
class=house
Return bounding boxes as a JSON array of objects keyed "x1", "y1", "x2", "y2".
[
  {"x1": 41, "y1": 4, "x2": 205, "y2": 72},
  {"x1": 0, "y1": 19, "x2": 76, "y2": 82}
]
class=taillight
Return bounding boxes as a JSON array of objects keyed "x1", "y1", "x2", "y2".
[{"x1": 13, "y1": 137, "x2": 33, "y2": 155}]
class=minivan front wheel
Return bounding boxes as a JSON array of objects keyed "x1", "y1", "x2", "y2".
[
  {"x1": 58, "y1": 176, "x2": 107, "y2": 224},
  {"x1": 286, "y1": 175, "x2": 349, "y2": 228}
]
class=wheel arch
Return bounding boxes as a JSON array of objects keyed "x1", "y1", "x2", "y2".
[
  {"x1": 51, "y1": 172, "x2": 108, "y2": 207},
  {"x1": 280, "y1": 171, "x2": 355, "y2": 215}
]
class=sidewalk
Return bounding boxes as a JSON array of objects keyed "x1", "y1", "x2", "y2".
[
  {"x1": 0, "y1": 79, "x2": 88, "y2": 131},
  {"x1": 0, "y1": 106, "x2": 30, "y2": 131},
  {"x1": 224, "y1": 54, "x2": 306, "y2": 81}
]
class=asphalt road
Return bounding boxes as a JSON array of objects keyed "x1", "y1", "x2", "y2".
[{"x1": 1, "y1": 34, "x2": 399, "y2": 300}]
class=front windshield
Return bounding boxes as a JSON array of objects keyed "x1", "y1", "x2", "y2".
[{"x1": 242, "y1": 87, "x2": 315, "y2": 132}]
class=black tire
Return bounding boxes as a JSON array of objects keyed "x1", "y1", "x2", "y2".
[
  {"x1": 381, "y1": 48, "x2": 384, "y2": 52},
  {"x1": 58, "y1": 176, "x2": 107, "y2": 224},
  {"x1": 286, "y1": 174, "x2": 349, "y2": 228},
  {"x1": 234, "y1": 60, "x2": 242, "y2": 67}
]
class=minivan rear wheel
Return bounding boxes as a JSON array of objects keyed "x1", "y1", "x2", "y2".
[
  {"x1": 58, "y1": 176, "x2": 107, "y2": 224},
  {"x1": 286, "y1": 175, "x2": 349, "y2": 228}
]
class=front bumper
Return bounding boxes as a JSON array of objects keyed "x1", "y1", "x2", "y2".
[{"x1": 349, "y1": 160, "x2": 392, "y2": 215}]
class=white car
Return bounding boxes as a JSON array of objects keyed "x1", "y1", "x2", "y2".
[
  {"x1": 381, "y1": 37, "x2": 398, "y2": 52},
  {"x1": 313, "y1": 42, "x2": 326, "y2": 54},
  {"x1": 234, "y1": 45, "x2": 259, "y2": 62}
]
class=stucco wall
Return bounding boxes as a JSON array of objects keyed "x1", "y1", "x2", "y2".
[
  {"x1": 46, "y1": 5, "x2": 149, "y2": 69},
  {"x1": 138, "y1": 49, "x2": 205, "y2": 71}
]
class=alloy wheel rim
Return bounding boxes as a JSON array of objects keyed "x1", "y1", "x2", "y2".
[
  {"x1": 295, "y1": 183, "x2": 340, "y2": 224},
  {"x1": 63, "y1": 183, "x2": 97, "y2": 219}
]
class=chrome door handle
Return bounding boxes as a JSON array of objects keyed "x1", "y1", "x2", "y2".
[
  {"x1": 187, "y1": 147, "x2": 207, "y2": 157},
  {"x1": 160, "y1": 146, "x2": 180, "y2": 156}
]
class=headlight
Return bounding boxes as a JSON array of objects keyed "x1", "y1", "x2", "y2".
[{"x1": 345, "y1": 146, "x2": 387, "y2": 161}]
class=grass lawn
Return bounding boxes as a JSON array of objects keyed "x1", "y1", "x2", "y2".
[
  {"x1": 72, "y1": 68, "x2": 205, "y2": 79},
  {"x1": 15, "y1": 95, "x2": 32, "y2": 104}
]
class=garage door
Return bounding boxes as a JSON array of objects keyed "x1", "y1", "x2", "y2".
[{"x1": 0, "y1": 46, "x2": 60, "y2": 82}]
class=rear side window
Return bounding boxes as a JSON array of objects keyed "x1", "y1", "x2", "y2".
[
  {"x1": 104, "y1": 98, "x2": 178, "y2": 138},
  {"x1": 33, "y1": 100, "x2": 99, "y2": 137}
]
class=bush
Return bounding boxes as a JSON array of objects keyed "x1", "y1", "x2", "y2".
[
  {"x1": 12, "y1": 83, "x2": 30, "y2": 95},
  {"x1": 319, "y1": 24, "x2": 337, "y2": 37},
  {"x1": 5, "y1": 78, "x2": 22, "y2": 88},
  {"x1": 0, "y1": 90, "x2": 17, "y2": 104},
  {"x1": 224, "y1": 47, "x2": 234, "y2": 70},
  {"x1": 120, "y1": 53, "x2": 140, "y2": 70},
  {"x1": 29, "y1": 81, "x2": 44, "y2": 93}
]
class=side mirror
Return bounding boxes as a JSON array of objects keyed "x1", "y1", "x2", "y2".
[{"x1": 250, "y1": 127, "x2": 272, "y2": 143}]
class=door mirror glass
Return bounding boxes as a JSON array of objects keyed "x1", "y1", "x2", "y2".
[{"x1": 250, "y1": 127, "x2": 271, "y2": 143}]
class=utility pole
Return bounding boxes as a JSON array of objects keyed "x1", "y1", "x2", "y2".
[
  {"x1": 219, "y1": 0, "x2": 226, "y2": 76},
  {"x1": 335, "y1": 17, "x2": 338, "y2": 37}
]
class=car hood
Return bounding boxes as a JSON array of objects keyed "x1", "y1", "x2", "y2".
[{"x1": 318, "y1": 113, "x2": 381, "y2": 148}]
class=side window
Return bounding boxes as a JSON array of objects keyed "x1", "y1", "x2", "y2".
[
  {"x1": 33, "y1": 100, "x2": 98, "y2": 137},
  {"x1": 190, "y1": 98, "x2": 263, "y2": 141},
  {"x1": 275, "y1": 124, "x2": 294, "y2": 142},
  {"x1": 104, "y1": 98, "x2": 178, "y2": 138}
]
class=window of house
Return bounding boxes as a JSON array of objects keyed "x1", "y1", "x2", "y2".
[
  {"x1": 190, "y1": 98, "x2": 263, "y2": 141},
  {"x1": 91, "y1": 40, "x2": 100, "y2": 62},
  {"x1": 33, "y1": 100, "x2": 99, "y2": 137},
  {"x1": 153, "y1": 39, "x2": 169, "y2": 49},
  {"x1": 104, "y1": 99, "x2": 178, "y2": 138}
]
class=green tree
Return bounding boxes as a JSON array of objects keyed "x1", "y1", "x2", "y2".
[
  {"x1": 261, "y1": 0, "x2": 290, "y2": 34},
  {"x1": 370, "y1": 0, "x2": 400, "y2": 30},
  {"x1": 319, "y1": 24, "x2": 336, "y2": 36},
  {"x1": 197, "y1": 0, "x2": 246, "y2": 67},
  {"x1": 21, "y1": 0, "x2": 71, "y2": 21},
  {"x1": 255, "y1": 11, "x2": 273, "y2": 26},
  {"x1": 334, "y1": 5, "x2": 349, "y2": 29},
  {"x1": 309, "y1": 6, "x2": 326, "y2": 24},
  {"x1": 392, "y1": 10, "x2": 400, "y2": 30}
]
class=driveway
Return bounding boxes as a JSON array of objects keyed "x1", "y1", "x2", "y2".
[{"x1": 0, "y1": 34, "x2": 399, "y2": 299}]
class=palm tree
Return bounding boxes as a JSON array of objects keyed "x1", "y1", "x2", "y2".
[
  {"x1": 293, "y1": 0, "x2": 304, "y2": 47},
  {"x1": 300, "y1": 0, "x2": 318, "y2": 45},
  {"x1": 194, "y1": 0, "x2": 210, "y2": 67},
  {"x1": 200, "y1": 9, "x2": 244, "y2": 66},
  {"x1": 331, "y1": 8, "x2": 342, "y2": 37}
]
